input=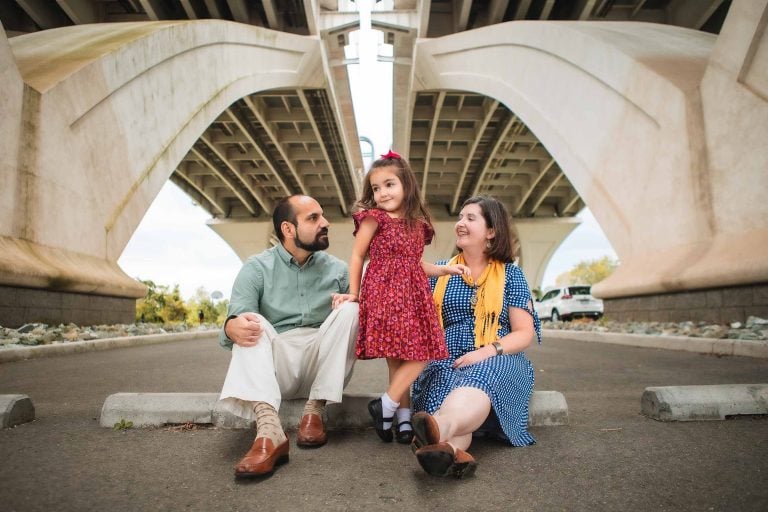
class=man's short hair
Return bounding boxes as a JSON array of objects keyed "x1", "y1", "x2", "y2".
[{"x1": 272, "y1": 195, "x2": 300, "y2": 242}]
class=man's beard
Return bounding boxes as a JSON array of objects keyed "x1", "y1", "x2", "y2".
[{"x1": 295, "y1": 228, "x2": 329, "y2": 251}]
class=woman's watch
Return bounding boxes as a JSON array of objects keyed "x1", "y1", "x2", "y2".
[{"x1": 491, "y1": 341, "x2": 503, "y2": 356}]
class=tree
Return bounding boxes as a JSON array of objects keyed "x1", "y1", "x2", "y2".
[
  {"x1": 135, "y1": 279, "x2": 188, "y2": 323},
  {"x1": 555, "y1": 256, "x2": 618, "y2": 286},
  {"x1": 185, "y1": 286, "x2": 218, "y2": 324}
]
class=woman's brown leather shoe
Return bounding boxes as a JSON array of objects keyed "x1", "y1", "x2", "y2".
[
  {"x1": 296, "y1": 413, "x2": 327, "y2": 447},
  {"x1": 414, "y1": 442, "x2": 477, "y2": 479},
  {"x1": 411, "y1": 412, "x2": 440, "y2": 451},
  {"x1": 234, "y1": 437, "x2": 289, "y2": 478},
  {"x1": 414, "y1": 443, "x2": 455, "y2": 476}
]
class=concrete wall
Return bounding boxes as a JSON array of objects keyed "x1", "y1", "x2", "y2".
[
  {"x1": 0, "y1": 21, "x2": 324, "y2": 299},
  {"x1": 598, "y1": 0, "x2": 768, "y2": 300},
  {"x1": 604, "y1": 283, "x2": 768, "y2": 324},
  {"x1": 0, "y1": 285, "x2": 136, "y2": 328},
  {"x1": 0, "y1": 23, "x2": 24, "y2": 242},
  {"x1": 412, "y1": 7, "x2": 768, "y2": 300}
]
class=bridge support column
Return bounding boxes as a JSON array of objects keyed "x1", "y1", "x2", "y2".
[{"x1": 206, "y1": 217, "x2": 358, "y2": 264}]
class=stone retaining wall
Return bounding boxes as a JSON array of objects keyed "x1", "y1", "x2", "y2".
[
  {"x1": 603, "y1": 283, "x2": 768, "y2": 324},
  {"x1": 0, "y1": 285, "x2": 136, "y2": 328}
]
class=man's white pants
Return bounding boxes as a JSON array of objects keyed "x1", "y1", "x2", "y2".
[{"x1": 218, "y1": 302, "x2": 359, "y2": 420}]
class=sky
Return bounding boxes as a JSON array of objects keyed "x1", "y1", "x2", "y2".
[{"x1": 117, "y1": 1, "x2": 617, "y2": 300}]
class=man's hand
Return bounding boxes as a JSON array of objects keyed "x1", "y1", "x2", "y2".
[
  {"x1": 225, "y1": 312, "x2": 263, "y2": 347},
  {"x1": 331, "y1": 293, "x2": 358, "y2": 309}
]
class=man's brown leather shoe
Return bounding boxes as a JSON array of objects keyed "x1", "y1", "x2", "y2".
[
  {"x1": 296, "y1": 413, "x2": 327, "y2": 447},
  {"x1": 234, "y1": 437, "x2": 289, "y2": 478}
]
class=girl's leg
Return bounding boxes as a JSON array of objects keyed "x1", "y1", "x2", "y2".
[
  {"x1": 394, "y1": 373, "x2": 414, "y2": 442},
  {"x1": 387, "y1": 359, "x2": 427, "y2": 401},
  {"x1": 379, "y1": 359, "x2": 426, "y2": 431},
  {"x1": 378, "y1": 358, "x2": 403, "y2": 430},
  {"x1": 433, "y1": 387, "x2": 491, "y2": 451}
]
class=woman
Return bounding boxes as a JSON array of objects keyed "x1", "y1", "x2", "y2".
[{"x1": 410, "y1": 196, "x2": 541, "y2": 478}]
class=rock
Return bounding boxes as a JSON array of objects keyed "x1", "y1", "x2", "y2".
[
  {"x1": 746, "y1": 316, "x2": 768, "y2": 327},
  {"x1": 63, "y1": 330, "x2": 80, "y2": 341},
  {"x1": 16, "y1": 323, "x2": 39, "y2": 334},
  {"x1": 41, "y1": 332, "x2": 58, "y2": 343}
]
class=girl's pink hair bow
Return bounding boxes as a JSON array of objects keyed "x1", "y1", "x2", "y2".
[{"x1": 380, "y1": 150, "x2": 401, "y2": 159}]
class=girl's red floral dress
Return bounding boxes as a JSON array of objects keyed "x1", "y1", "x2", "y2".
[{"x1": 352, "y1": 208, "x2": 449, "y2": 361}]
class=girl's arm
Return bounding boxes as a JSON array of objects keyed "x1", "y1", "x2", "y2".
[
  {"x1": 421, "y1": 261, "x2": 470, "y2": 278},
  {"x1": 333, "y1": 216, "x2": 378, "y2": 308},
  {"x1": 452, "y1": 305, "x2": 535, "y2": 368}
]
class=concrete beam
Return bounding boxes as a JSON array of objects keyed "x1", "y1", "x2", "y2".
[
  {"x1": 641, "y1": 384, "x2": 768, "y2": 421},
  {"x1": 56, "y1": 0, "x2": 98, "y2": 24},
  {"x1": 137, "y1": 0, "x2": 170, "y2": 21},
  {"x1": 16, "y1": 0, "x2": 70, "y2": 28},
  {"x1": 226, "y1": 0, "x2": 250, "y2": 24},
  {"x1": 668, "y1": 0, "x2": 726, "y2": 30},
  {"x1": 100, "y1": 391, "x2": 568, "y2": 429},
  {"x1": 179, "y1": 0, "x2": 205, "y2": 19},
  {"x1": 1, "y1": 394, "x2": 35, "y2": 428}
]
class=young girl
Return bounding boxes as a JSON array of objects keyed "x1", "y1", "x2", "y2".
[{"x1": 333, "y1": 150, "x2": 467, "y2": 444}]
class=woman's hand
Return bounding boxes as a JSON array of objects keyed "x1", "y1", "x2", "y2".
[
  {"x1": 332, "y1": 293, "x2": 358, "y2": 309},
  {"x1": 452, "y1": 345, "x2": 496, "y2": 368}
]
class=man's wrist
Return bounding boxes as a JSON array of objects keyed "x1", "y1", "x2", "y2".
[{"x1": 223, "y1": 314, "x2": 238, "y2": 338}]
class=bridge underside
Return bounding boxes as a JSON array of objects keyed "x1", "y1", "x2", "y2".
[{"x1": 1, "y1": 0, "x2": 767, "y2": 326}]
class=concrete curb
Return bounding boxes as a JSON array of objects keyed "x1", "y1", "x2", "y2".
[
  {"x1": 543, "y1": 329, "x2": 768, "y2": 359},
  {"x1": 100, "y1": 391, "x2": 569, "y2": 429},
  {"x1": 641, "y1": 384, "x2": 768, "y2": 421},
  {"x1": 1, "y1": 394, "x2": 35, "y2": 428},
  {"x1": 0, "y1": 330, "x2": 218, "y2": 364}
]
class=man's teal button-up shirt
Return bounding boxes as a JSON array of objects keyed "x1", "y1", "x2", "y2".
[{"x1": 219, "y1": 244, "x2": 349, "y2": 349}]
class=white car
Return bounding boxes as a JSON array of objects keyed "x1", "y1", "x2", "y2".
[{"x1": 535, "y1": 285, "x2": 603, "y2": 321}]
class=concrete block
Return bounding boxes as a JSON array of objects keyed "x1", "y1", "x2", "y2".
[
  {"x1": 100, "y1": 393, "x2": 217, "y2": 428},
  {"x1": 102, "y1": 391, "x2": 569, "y2": 429},
  {"x1": 641, "y1": 384, "x2": 768, "y2": 421},
  {"x1": 1, "y1": 394, "x2": 35, "y2": 428},
  {"x1": 529, "y1": 390, "x2": 569, "y2": 426}
]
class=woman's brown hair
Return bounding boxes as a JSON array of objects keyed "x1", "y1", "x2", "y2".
[{"x1": 460, "y1": 196, "x2": 520, "y2": 263}]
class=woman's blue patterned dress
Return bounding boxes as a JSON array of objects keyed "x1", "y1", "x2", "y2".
[{"x1": 412, "y1": 261, "x2": 542, "y2": 446}]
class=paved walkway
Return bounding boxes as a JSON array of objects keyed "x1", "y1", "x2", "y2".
[{"x1": 0, "y1": 334, "x2": 766, "y2": 511}]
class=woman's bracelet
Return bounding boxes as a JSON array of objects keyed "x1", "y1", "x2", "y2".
[{"x1": 491, "y1": 341, "x2": 504, "y2": 356}]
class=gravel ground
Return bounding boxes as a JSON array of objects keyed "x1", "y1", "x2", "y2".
[
  {"x1": 2, "y1": 315, "x2": 766, "y2": 350},
  {"x1": 0, "y1": 322, "x2": 219, "y2": 349},
  {"x1": 542, "y1": 315, "x2": 768, "y2": 340}
]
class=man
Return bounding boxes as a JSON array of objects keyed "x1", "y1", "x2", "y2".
[{"x1": 218, "y1": 195, "x2": 358, "y2": 478}]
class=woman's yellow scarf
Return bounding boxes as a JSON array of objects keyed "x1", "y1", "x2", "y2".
[{"x1": 433, "y1": 254, "x2": 505, "y2": 348}]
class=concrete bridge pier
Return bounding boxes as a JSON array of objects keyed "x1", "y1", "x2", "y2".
[{"x1": 0, "y1": 20, "x2": 330, "y2": 328}]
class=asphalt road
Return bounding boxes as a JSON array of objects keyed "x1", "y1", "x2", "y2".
[{"x1": 1, "y1": 335, "x2": 766, "y2": 511}]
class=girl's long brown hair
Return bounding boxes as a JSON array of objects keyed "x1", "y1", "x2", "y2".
[{"x1": 356, "y1": 154, "x2": 433, "y2": 229}]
